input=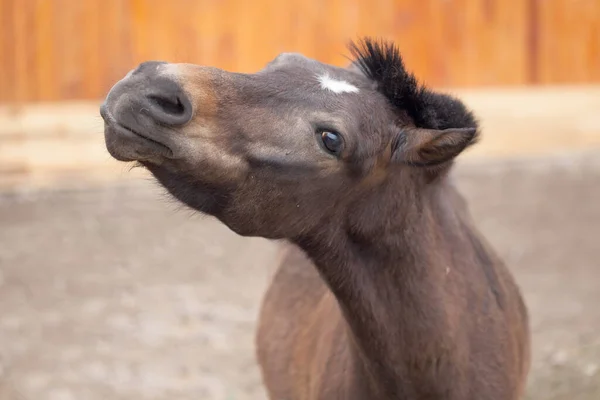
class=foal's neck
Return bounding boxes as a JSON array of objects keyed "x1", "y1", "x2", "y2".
[{"x1": 296, "y1": 174, "x2": 467, "y2": 397}]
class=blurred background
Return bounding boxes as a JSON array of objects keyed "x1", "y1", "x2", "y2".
[{"x1": 0, "y1": 1, "x2": 599, "y2": 399}]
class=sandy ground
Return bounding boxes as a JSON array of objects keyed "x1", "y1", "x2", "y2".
[{"x1": 1, "y1": 151, "x2": 599, "y2": 400}]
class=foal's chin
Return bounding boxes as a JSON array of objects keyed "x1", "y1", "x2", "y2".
[{"x1": 103, "y1": 129, "x2": 172, "y2": 165}]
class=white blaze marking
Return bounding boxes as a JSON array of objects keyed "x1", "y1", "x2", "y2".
[{"x1": 317, "y1": 73, "x2": 359, "y2": 94}]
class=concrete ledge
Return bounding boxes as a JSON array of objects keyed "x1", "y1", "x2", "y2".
[{"x1": 2, "y1": 85, "x2": 600, "y2": 190}]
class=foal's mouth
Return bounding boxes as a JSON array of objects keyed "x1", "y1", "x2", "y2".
[
  {"x1": 113, "y1": 123, "x2": 172, "y2": 153},
  {"x1": 101, "y1": 104, "x2": 174, "y2": 160}
]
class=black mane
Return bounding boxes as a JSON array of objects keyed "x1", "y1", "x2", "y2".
[{"x1": 348, "y1": 38, "x2": 478, "y2": 131}]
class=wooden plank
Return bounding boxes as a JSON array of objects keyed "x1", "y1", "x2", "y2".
[
  {"x1": 100, "y1": 0, "x2": 134, "y2": 97},
  {"x1": 13, "y1": 0, "x2": 35, "y2": 102},
  {"x1": 391, "y1": 0, "x2": 440, "y2": 84},
  {"x1": 129, "y1": 0, "x2": 152, "y2": 64},
  {"x1": 54, "y1": 0, "x2": 86, "y2": 99},
  {"x1": 345, "y1": 0, "x2": 529, "y2": 87},
  {"x1": 82, "y1": 0, "x2": 102, "y2": 98},
  {"x1": 0, "y1": 0, "x2": 16, "y2": 103},
  {"x1": 1, "y1": 86, "x2": 599, "y2": 190},
  {"x1": 1, "y1": 0, "x2": 599, "y2": 103},
  {"x1": 535, "y1": 0, "x2": 600, "y2": 83},
  {"x1": 236, "y1": 0, "x2": 284, "y2": 72},
  {"x1": 429, "y1": 0, "x2": 529, "y2": 87},
  {"x1": 35, "y1": 0, "x2": 57, "y2": 101},
  {"x1": 194, "y1": 0, "x2": 222, "y2": 69}
]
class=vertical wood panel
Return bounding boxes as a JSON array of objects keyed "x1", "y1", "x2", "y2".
[
  {"x1": 535, "y1": 0, "x2": 600, "y2": 83},
  {"x1": 82, "y1": 0, "x2": 102, "y2": 98},
  {"x1": 99, "y1": 0, "x2": 124, "y2": 97},
  {"x1": 427, "y1": 0, "x2": 529, "y2": 87},
  {"x1": 104, "y1": 0, "x2": 134, "y2": 95},
  {"x1": 0, "y1": 0, "x2": 17, "y2": 102},
  {"x1": 236, "y1": 0, "x2": 263, "y2": 72},
  {"x1": 0, "y1": 0, "x2": 598, "y2": 103},
  {"x1": 53, "y1": 0, "x2": 85, "y2": 99},
  {"x1": 35, "y1": 0, "x2": 57, "y2": 101},
  {"x1": 129, "y1": 0, "x2": 151, "y2": 63},
  {"x1": 13, "y1": 1, "x2": 36, "y2": 102},
  {"x1": 194, "y1": 0, "x2": 221, "y2": 69},
  {"x1": 216, "y1": 1, "x2": 238, "y2": 72},
  {"x1": 366, "y1": 0, "x2": 439, "y2": 84}
]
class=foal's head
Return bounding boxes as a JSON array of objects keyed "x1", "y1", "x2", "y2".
[{"x1": 101, "y1": 38, "x2": 478, "y2": 238}]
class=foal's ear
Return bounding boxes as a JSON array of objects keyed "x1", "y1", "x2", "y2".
[{"x1": 393, "y1": 127, "x2": 478, "y2": 167}]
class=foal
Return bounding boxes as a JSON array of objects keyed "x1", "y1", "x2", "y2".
[{"x1": 100, "y1": 38, "x2": 530, "y2": 399}]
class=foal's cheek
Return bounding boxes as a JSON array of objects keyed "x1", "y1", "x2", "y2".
[{"x1": 170, "y1": 145, "x2": 247, "y2": 186}]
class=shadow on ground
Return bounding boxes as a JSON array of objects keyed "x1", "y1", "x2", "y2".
[{"x1": 1, "y1": 152, "x2": 599, "y2": 400}]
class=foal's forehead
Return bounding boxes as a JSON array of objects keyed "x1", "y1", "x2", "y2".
[
  {"x1": 266, "y1": 52, "x2": 324, "y2": 71},
  {"x1": 261, "y1": 52, "x2": 367, "y2": 94}
]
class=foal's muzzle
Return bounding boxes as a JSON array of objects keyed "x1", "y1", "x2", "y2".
[{"x1": 100, "y1": 61, "x2": 193, "y2": 162}]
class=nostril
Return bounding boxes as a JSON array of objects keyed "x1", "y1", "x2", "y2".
[
  {"x1": 141, "y1": 77, "x2": 192, "y2": 126},
  {"x1": 148, "y1": 94, "x2": 185, "y2": 116}
]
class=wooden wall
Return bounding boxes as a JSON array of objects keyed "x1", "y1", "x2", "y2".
[{"x1": 0, "y1": 0, "x2": 599, "y2": 103}]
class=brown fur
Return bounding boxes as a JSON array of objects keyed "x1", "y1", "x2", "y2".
[
  {"x1": 256, "y1": 176, "x2": 530, "y2": 399},
  {"x1": 100, "y1": 39, "x2": 531, "y2": 399}
]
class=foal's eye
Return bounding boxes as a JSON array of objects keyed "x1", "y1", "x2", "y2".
[{"x1": 320, "y1": 131, "x2": 344, "y2": 155}]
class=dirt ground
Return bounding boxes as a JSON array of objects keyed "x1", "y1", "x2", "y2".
[{"x1": 1, "y1": 151, "x2": 599, "y2": 400}]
